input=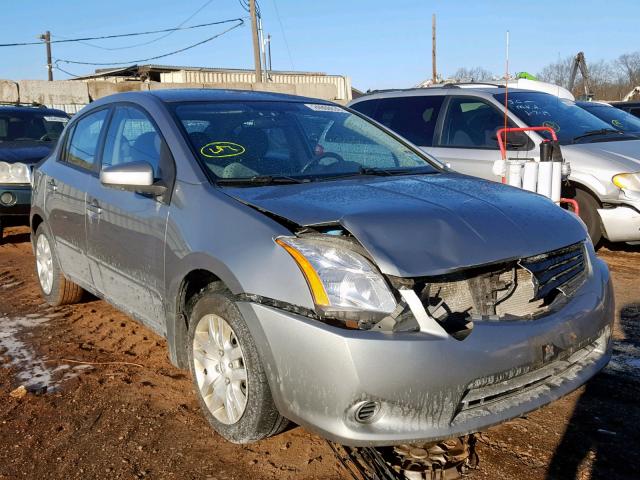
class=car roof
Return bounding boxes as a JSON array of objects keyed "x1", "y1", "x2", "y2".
[
  {"x1": 350, "y1": 86, "x2": 543, "y2": 103},
  {"x1": 125, "y1": 88, "x2": 334, "y2": 105},
  {"x1": 0, "y1": 105, "x2": 68, "y2": 116}
]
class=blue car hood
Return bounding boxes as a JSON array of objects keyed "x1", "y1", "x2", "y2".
[
  {"x1": 0, "y1": 141, "x2": 53, "y2": 165},
  {"x1": 223, "y1": 173, "x2": 587, "y2": 277}
]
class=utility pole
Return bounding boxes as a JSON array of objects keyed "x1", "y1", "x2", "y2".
[
  {"x1": 249, "y1": 0, "x2": 263, "y2": 82},
  {"x1": 431, "y1": 15, "x2": 437, "y2": 83},
  {"x1": 39, "y1": 31, "x2": 53, "y2": 81},
  {"x1": 267, "y1": 34, "x2": 272, "y2": 73}
]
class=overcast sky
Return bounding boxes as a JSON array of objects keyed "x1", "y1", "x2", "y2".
[{"x1": 1, "y1": 0, "x2": 638, "y2": 90}]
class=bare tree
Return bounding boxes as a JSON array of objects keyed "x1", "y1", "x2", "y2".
[
  {"x1": 537, "y1": 55, "x2": 574, "y2": 87},
  {"x1": 537, "y1": 52, "x2": 640, "y2": 100},
  {"x1": 616, "y1": 52, "x2": 640, "y2": 87},
  {"x1": 452, "y1": 67, "x2": 494, "y2": 82}
]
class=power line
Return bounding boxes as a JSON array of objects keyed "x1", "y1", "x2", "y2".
[
  {"x1": 54, "y1": 20, "x2": 244, "y2": 66},
  {"x1": 52, "y1": 0, "x2": 217, "y2": 51},
  {"x1": 239, "y1": 0, "x2": 261, "y2": 17},
  {"x1": 271, "y1": 0, "x2": 294, "y2": 69},
  {"x1": 0, "y1": 18, "x2": 243, "y2": 48}
]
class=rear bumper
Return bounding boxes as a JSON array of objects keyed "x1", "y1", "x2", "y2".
[
  {"x1": 238, "y1": 253, "x2": 614, "y2": 447},
  {"x1": 0, "y1": 184, "x2": 31, "y2": 217}
]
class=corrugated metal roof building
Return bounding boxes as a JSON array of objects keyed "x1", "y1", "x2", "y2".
[{"x1": 74, "y1": 64, "x2": 352, "y2": 102}]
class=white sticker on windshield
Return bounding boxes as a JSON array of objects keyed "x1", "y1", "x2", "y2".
[
  {"x1": 304, "y1": 103, "x2": 343, "y2": 112},
  {"x1": 44, "y1": 116, "x2": 68, "y2": 123}
]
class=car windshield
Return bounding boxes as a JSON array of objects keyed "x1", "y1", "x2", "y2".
[
  {"x1": 494, "y1": 92, "x2": 624, "y2": 145},
  {"x1": 579, "y1": 103, "x2": 640, "y2": 133},
  {"x1": 173, "y1": 101, "x2": 439, "y2": 183},
  {"x1": 0, "y1": 110, "x2": 68, "y2": 143}
]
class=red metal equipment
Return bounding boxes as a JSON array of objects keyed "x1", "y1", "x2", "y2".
[
  {"x1": 496, "y1": 126, "x2": 558, "y2": 161},
  {"x1": 495, "y1": 126, "x2": 579, "y2": 215}
]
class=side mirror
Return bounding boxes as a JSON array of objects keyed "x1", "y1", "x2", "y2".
[
  {"x1": 505, "y1": 131, "x2": 530, "y2": 148},
  {"x1": 100, "y1": 161, "x2": 166, "y2": 196},
  {"x1": 493, "y1": 131, "x2": 532, "y2": 150}
]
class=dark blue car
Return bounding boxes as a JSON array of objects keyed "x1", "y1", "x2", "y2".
[{"x1": 0, "y1": 105, "x2": 69, "y2": 240}]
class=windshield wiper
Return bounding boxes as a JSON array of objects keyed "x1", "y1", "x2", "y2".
[
  {"x1": 573, "y1": 128, "x2": 624, "y2": 142},
  {"x1": 319, "y1": 166, "x2": 437, "y2": 181},
  {"x1": 216, "y1": 175, "x2": 309, "y2": 186},
  {"x1": 359, "y1": 166, "x2": 437, "y2": 176}
]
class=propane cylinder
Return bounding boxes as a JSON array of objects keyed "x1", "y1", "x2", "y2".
[
  {"x1": 537, "y1": 141, "x2": 554, "y2": 199},
  {"x1": 537, "y1": 160, "x2": 553, "y2": 198},
  {"x1": 522, "y1": 161, "x2": 538, "y2": 192},
  {"x1": 507, "y1": 160, "x2": 524, "y2": 188},
  {"x1": 551, "y1": 161, "x2": 562, "y2": 202}
]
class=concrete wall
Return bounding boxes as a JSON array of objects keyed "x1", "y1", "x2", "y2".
[
  {"x1": 0, "y1": 80, "x2": 19, "y2": 103},
  {"x1": 0, "y1": 78, "x2": 349, "y2": 113},
  {"x1": 87, "y1": 80, "x2": 141, "y2": 100},
  {"x1": 18, "y1": 80, "x2": 90, "y2": 105}
]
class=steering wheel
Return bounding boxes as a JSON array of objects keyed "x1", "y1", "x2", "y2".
[
  {"x1": 301, "y1": 152, "x2": 347, "y2": 174},
  {"x1": 39, "y1": 133, "x2": 52, "y2": 142}
]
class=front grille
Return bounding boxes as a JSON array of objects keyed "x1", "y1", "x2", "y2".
[
  {"x1": 519, "y1": 242, "x2": 587, "y2": 300},
  {"x1": 411, "y1": 243, "x2": 588, "y2": 329}
]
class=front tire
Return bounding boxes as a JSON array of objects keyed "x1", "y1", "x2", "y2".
[
  {"x1": 187, "y1": 286, "x2": 287, "y2": 443},
  {"x1": 34, "y1": 223, "x2": 84, "y2": 306},
  {"x1": 573, "y1": 189, "x2": 603, "y2": 246}
]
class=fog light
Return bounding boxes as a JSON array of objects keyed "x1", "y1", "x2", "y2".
[
  {"x1": 352, "y1": 401, "x2": 381, "y2": 423},
  {"x1": 0, "y1": 192, "x2": 16, "y2": 206}
]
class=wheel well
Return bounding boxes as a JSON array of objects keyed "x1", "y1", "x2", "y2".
[
  {"x1": 564, "y1": 181, "x2": 602, "y2": 207},
  {"x1": 172, "y1": 269, "x2": 222, "y2": 369},
  {"x1": 31, "y1": 214, "x2": 44, "y2": 235},
  {"x1": 31, "y1": 214, "x2": 44, "y2": 247}
]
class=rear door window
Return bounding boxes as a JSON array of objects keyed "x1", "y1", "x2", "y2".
[
  {"x1": 367, "y1": 96, "x2": 444, "y2": 146},
  {"x1": 439, "y1": 97, "x2": 510, "y2": 149},
  {"x1": 66, "y1": 109, "x2": 109, "y2": 170}
]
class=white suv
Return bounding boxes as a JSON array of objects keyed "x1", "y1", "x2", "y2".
[{"x1": 350, "y1": 86, "x2": 640, "y2": 245}]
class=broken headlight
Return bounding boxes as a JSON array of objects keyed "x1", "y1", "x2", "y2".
[{"x1": 276, "y1": 237, "x2": 397, "y2": 319}]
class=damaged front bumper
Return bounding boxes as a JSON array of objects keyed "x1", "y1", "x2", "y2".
[
  {"x1": 237, "y1": 253, "x2": 614, "y2": 447},
  {"x1": 598, "y1": 201, "x2": 640, "y2": 242}
]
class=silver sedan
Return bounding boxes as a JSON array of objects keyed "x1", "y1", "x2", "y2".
[{"x1": 31, "y1": 89, "x2": 613, "y2": 446}]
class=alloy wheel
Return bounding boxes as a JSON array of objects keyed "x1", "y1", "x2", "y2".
[
  {"x1": 192, "y1": 313, "x2": 248, "y2": 425},
  {"x1": 36, "y1": 234, "x2": 54, "y2": 295}
]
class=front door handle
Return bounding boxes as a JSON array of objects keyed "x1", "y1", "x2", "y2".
[
  {"x1": 46, "y1": 179, "x2": 57, "y2": 192},
  {"x1": 86, "y1": 200, "x2": 102, "y2": 218}
]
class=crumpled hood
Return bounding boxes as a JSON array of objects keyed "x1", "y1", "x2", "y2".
[
  {"x1": 563, "y1": 139, "x2": 640, "y2": 173},
  {"x1": 223, "y1": 173, "x2": 587, "y2": 277},
  {"x1": 0, "y1": 141, "x2": 53, "y2": 164}
]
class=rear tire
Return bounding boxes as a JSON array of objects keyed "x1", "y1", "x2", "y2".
[
  {"x1": 573, "y1": 189, "x2": 603, "y2": 246},
  {"x1": 34, "y1": 223, "x2": 84, "y2": 306},
  {"x1": 187, "y1": 285, "x2": 287, "y2": 443}
]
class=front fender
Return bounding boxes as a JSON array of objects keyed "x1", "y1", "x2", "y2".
[{"x1": 163, "y1": 181, "x2": 315, "y2": 367}]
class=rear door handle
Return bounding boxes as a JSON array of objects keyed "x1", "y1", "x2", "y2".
[{"x1": 46, "y1": 179, "x2": 57, "y2": 192}]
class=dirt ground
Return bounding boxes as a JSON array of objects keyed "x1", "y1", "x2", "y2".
[{"x1": 0, "y1": 225, "x2": 638, "y2": 480}]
